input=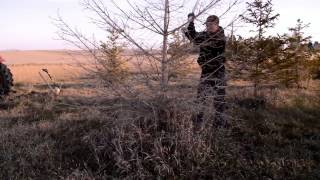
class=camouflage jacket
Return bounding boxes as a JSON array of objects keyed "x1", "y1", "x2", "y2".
[{"x1": 185, "y1": 22, "x2": 226, "y2": 73}]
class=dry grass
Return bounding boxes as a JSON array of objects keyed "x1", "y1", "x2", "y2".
[
  {"x1": 1, "y1": 85, "x2": 319, "y2": 179},
  {"x1": 1, "y1": 50, "x2": 90, "y2": 64},
  {"x1": 9, "y1": 63, "x2": 83, "y2": 84},
  {"x1": 0, "y1": 50, "x2": 319, "y2": 179}
]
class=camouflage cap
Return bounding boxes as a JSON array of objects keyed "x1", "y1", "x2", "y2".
[{"x1": 204, "y1": 15, "x2": 219, "y2": 24}]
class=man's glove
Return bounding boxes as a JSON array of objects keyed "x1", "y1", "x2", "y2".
[{"x1": 187, "y1": 13, "x2": 195, "y2": 22}]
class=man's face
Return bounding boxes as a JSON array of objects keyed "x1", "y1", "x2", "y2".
[{"x1": 206, "y1": 21, "x2": 219, "y2": 33}]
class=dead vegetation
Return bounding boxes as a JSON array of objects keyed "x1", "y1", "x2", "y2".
[
  {"x1": 1, "y1": 0, "x2": 320, "y2": 178},
  {"x1": 0, "y1": 76, "x2": 319, "y2": 179}
]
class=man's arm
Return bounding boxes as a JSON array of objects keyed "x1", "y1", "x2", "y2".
[
  {"x1": 184, "y1": 22, "x2": 207, "y2": 46},
  {"x1": 184, "y1": 13, "x2": 206, "y2": 45},
  {"x1": 184, "y1": 13, "x2": 196, "y2": 40},
  {"x1": 184, "y1": 21, "x2": 196, "y2": 40}
]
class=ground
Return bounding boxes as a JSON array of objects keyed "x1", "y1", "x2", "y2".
[{"x1": 0, "y1": 50, "x2": 319, "y2": 179}]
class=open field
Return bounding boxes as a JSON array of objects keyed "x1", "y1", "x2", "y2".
[
  {"x1": 1, "y1": 50, "x2": 88, "y2": 85},
  {"x1": 1, "y1": 50, "x2": 90, "y2": 64},
  {"x1": 9, "y1": 63, "x2": 83, "y2": 84},
  {"x1": 0, "y1": 50, "x2": 319, "y2": 179}
]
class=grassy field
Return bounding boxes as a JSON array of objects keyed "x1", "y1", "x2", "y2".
[{"x1": 0, "y1": 50, "x2": 319, "y2": 179}]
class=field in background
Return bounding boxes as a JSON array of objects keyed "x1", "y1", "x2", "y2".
[
  {"x1": 9, "y1": 63, "x2": 83, "y2": 84},
  {"x1": 1, "y1": 50, "x2": 90, "y2": 64},
  {"x1": 0, "y1": 50, "x2": 106, "y2": 99},
  {"x1": 2, "y1": 50, "x2": 199, "y2": 82},
  {"x1": 1, "y1": 50, "x2": 85, "y2": 85}
]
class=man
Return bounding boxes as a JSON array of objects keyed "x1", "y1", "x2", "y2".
[{"x1": 184, "y1": 13, "x2": 227, "y2": 127}]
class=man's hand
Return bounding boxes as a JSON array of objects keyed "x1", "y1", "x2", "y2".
[
  {"x1": 187, "y1": 13, "x2": 195, "y2": 22},
  {"x1": 182, "y1": 13, "x2": 195, "y2": 33}
]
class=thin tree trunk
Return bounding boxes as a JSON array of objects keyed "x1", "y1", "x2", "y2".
[
  {"x1": 161, "y1": 0, "x2": 169, "y2": 92},
  {"x1": 254, "y1": 26, "x2": 263, "y2": 97}
]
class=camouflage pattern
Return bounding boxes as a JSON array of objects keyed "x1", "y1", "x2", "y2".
[{"x1": 185, "y1": 21, "x2": 227, "y2": 127}]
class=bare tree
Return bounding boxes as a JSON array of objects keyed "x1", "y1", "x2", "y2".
[{"x1": 54, "y1": 0, "x2": 242, "y2": 96}]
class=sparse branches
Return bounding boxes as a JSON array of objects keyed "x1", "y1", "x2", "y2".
[
  {"x1": 55, "y1": 0, "x2": 242, "y2": 95},
  {"x1": 240, "y1": 0, "x2": 279, "y2": 35},
  {"x1": 167, "y1": 31, "x2": 193, "y2": 80}
]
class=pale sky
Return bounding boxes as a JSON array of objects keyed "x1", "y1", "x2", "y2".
[{"x1": 0, "y1": 0, "x2": 319, "y2": 50}]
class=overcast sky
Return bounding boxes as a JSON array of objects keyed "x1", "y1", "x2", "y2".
[{"x1": 0, "y1": 0, "x2": 319, "y2": 50}]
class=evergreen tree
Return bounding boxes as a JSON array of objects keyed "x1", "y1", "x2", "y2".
[
  {"x1": 240, "y1": 0, "x2": 280, "y2": 96},
  {"x1": 275, "y1": 19, "x2": 312, "y2": 88},
  {"x1": 167, "y1": 32, "x2": 193, "y2": 80},
  {"x1": 98, "y1": 29, "x2": 129, "y2": 84}
]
